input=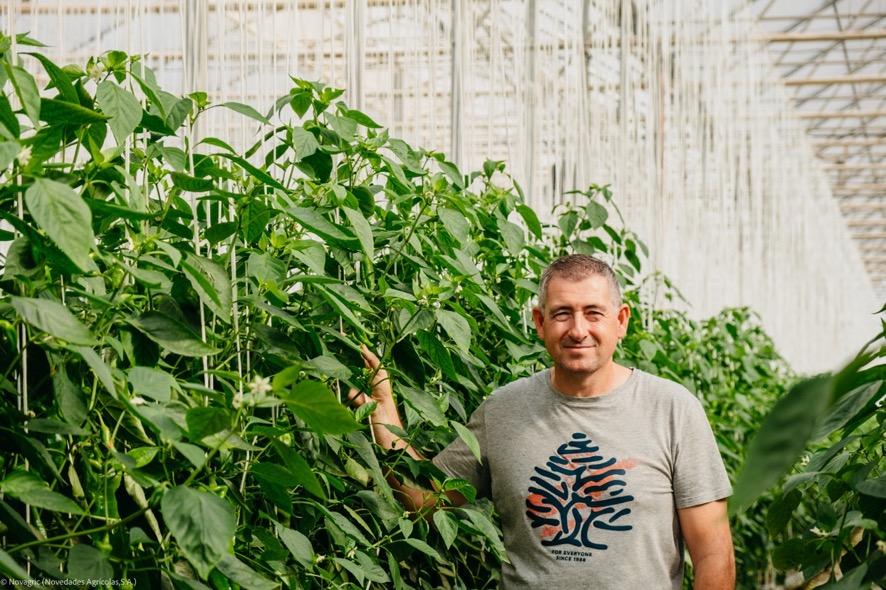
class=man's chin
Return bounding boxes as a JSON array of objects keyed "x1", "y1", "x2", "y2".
[{"x1": 555, "y1": 360, "x2": 601, "y2": 375}]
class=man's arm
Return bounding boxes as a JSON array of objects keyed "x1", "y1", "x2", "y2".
[
  {"x1": 677, "y1": 499, "x2": 735, "y2": 590},
  {"x1": 348, "y1": 345, "x2": 467, "y2": 512}
]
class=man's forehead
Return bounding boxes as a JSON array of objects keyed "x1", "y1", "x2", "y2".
[{"x1": 544, "y1": 275, "x2": 614, "y2": 304}]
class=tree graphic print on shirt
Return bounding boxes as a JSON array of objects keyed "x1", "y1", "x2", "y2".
[{"x1": 525, "y1": 432, "x2": 636, "y2": 550}]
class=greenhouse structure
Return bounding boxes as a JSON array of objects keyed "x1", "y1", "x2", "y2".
[{"x1": 0, "y1": 1, "x2": 883, "y2": 589}]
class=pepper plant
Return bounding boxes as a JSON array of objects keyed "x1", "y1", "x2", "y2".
[{"x1": 0, "y1": 37, "x2": 796, "y2": 589}]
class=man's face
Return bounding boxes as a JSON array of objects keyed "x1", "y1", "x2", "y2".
[{"x1": 532, "y1": 274, "x2": 630, "y2": 377}]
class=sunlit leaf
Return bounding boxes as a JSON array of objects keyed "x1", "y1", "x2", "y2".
[
  {"x1": 24, "y1": 178, "x2": 95, "y2": 272},
  {"x1": 161, "y1": 486, "x2": 235, "y2": 579}
]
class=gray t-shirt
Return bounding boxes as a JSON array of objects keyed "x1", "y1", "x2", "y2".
[{"x1": 432, "y1": 368, "x2": 732, "y2": 589}]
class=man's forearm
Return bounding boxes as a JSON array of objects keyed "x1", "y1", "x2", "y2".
[
  {"x1": 691, "y1": 552, "x2": 735, "y2": 590},
  {"x1": 370, "y1": 404, "x2": 424, "y2": 460}
]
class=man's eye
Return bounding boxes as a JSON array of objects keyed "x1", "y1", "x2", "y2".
[{"x1": 553, "y1": 313, "x2": 570, "y2": 321}]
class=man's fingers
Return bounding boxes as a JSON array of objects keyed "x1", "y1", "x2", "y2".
[
  {"x1": 347, "y1": 387, "x2": 366, "y2": 406},
  {"x1": 359, "y1": 344, "x2": 382, "y2": 370}
]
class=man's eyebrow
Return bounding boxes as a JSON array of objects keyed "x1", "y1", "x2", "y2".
[{"x1": 547, "y1": 304, "x2": 607, "y2": 314}]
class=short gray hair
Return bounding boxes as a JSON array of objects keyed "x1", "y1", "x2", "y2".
[{"x1": 537, "y1": 254, "x2": 622, "y2": 310}]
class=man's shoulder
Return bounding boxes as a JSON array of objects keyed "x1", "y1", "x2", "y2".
[
  {"x1": 483, "y1": 369, "x2": 549, "y2": 406},
  {"x1": 633, "y1": 368, "x2": 703, "y2": 408}
]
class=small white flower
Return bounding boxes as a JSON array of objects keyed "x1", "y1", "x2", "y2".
[
  {"x1": 130, "y1": 396, "x2": 147, "y2": 406},
  {"x1": 877, "y1": 539, "x2": 886, "y2": 553},
  {"x1": 232, "y1": 391, "x2": 243, "y2": 409},
  {"x1": 16, "y1": 146, "x2": 31, "y2": 167},
  {"x1": 247, "y1": 375, "x2": 273, "y2": 397},
  {"x1": 799, "y1": 454, "x2": 810, "y2": 467},
  {"x1": 87, "y1": 61, "x2": 105, "y2": 81}
]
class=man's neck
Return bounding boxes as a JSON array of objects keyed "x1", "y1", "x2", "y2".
[{"x1": 551, "y1": 362, "x2": 632, "y2": 398}]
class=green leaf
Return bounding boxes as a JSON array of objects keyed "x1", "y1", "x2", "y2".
[
  {"x1": 0, "y1": 140, "x2": 20, "y2": 170},
  {"x1": 127, "y1": 366, "x2": 177, "y2": 402},
  {"x1": 399, "y1": 386, "x2": 447, "y2": 427},
  {"x1": 342, "y1": 206, "x2": 374, "y2": 260},
  {"x1": 287, "y1": 206, "x2": 358, "y2": 248},
  {"x1": 181, "y1": 253, "x2": 232, "y2": 323},
  {"x1": 818, "y1": 564, "x2": 868, "y2": 590},
  {"x1": 452, "y1": 421, "x2": 482, "y2": 463},
  {"x1": 270, "y1": 440, "x2": 326, "y2": 499},
  {"x1": 436, "y1": 309, "x2": 471, "y2": 352},
  {"x1": 186, "y1": 407, "x2": 229, "y2": 440},
  {"x1": 404, "y1": 538, "x2": 444, "y2": 563},
  {"x1": 215, "y1": 554, "x2": 278, "y2": 590},
  {"x1": 162, "y1": 487, "x2": 235, "y2": 579},
  {"x1": 516, "y1": 204, "x2": 542, "y2": 239},
  {"x1": 172, "y1": 441, "x2": 206, "y2": 468},
  {"x1": 437, "y1": 159, "x2": 464, "y2": 189},
  {"x1": 74, "y1": 346, "x2": 117, "y2": 398},
  {"x1": 6, "y1": 487, "x2": 85, "y2": 515},
  {"x1": 25, "y1": 418, "x2": 88, "y2": 436},
  {"x1": 438, "y1": 208, "x2": 470, "y2": 242},
  {"x1": 40, "y1": 98, "x2": 108, "y2": 126},
  {"x1": 275, "y1": 523, "x2": 314, "y2": 569},
  {"x1": 6, "y1": 65, "x2": 41, "y2": 127},
  {"x1": 291, "y1": 127, "x2": 319, "y2": 161},
  {"x1": 325, "y1": 510, "x2": 370, "y2": 546},
  {"x1": 165, "y1": 97, "x2": 192, "y2": 131},
  {"x1": 856, "y1": 475, "x2": 886, "y2": 498},
  {"x1": 461, "y1": 507, "x2": 507, "y2": 560},
  {"x1": 304, "y1": 354, "x2": 351, "y2": 380},
  {"x1": 586, "y1": 201, "x2": 609, "y2": 228},
  {"x1": 281, "y1": 381, "x2": 360, "y2": 435},
  {"x1": 171, "y1": 172, "x2": 214, "y2": 193},
  {"x1": 25, "y1": 178, "x2": 95, "y2": 272},
  {"x1": 242, "y1": 198, "x2": 270, "y2": 243},
  {"x1": 354, "y1": 551, "x2": 390, "y2": 583},
  {"x1": 326, "y1": 113, "x2": 357, "y2": 142},
  {"x1": 220, "y1": 101, "x2": 269, "y2": 125},
  {"x1": 217, "y1": 154, "x2": 285, "y2": 190},
  {"x1": 68, "y1": 544, "x2": 114, "y2": 582},
  {"x1": 344, "y1": 108, "x2": 382, "y2": 128},
  {"x1": 53, "y1": 364, "x2": 87, "y2": 425},
  {"x1": 433, "y1": 510, "x2": 458, "y2": 549},
  {"x1": 497, "y1": 217, "x2": 524, "y2": 256},
  {"x1": 24, "y1": 52, "x2": 78, "y2": 103},
  {"x1": 127, "y1": 311, "x2": 220, "y2": 356},
  {"x1": 0, "y1": 549, "x2": 37, "y2": 585},
  {"x1": 252, "y1": 462, "x2": 302, "y2": 487},
  {"x1": 205, "y1": 221, "x2": 237, "y2": 244},
  {"x1": 0, "y1": 94, "x2": 20, "y2": 138},
  {"x1": 766, "y1": 489, "x2": 801, "y2": 535},
  {"x1": 11, "y1": 296, "x2": 95, "y2": 345},
  {"x1": 730, "y1": 376, "x2": 833, "y2": 514}
]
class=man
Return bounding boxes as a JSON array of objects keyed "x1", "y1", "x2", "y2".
[{"x1": 349, "y1": 254, "x2": 735, "y2": 589}]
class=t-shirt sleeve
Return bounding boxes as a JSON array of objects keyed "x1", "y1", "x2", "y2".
[
  {"x1": 432, "y1": 401, "x2": 491, "y2": 499},
  {"x1": 672, "y1": 395, "x2": 732, "y2": 509}
]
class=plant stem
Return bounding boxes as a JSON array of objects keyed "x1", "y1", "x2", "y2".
[{"x1": 7, "y1": 507, "x2": 148, "y2": 554}]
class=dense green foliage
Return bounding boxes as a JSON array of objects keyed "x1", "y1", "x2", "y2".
[
  {"x1": 732, "y1": 326, "x2": 885, "y2": 589},
  {"x1": 0, "y1": 38, "x2": 839, "y2": 589}
]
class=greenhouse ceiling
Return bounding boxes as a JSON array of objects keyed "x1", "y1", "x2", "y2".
[{"x1": 748, "y1": 0, "x2": 886, "y2": 297}]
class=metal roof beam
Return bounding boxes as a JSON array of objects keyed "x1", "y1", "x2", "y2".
[
  {"x1": 785, "y1": 74, "x2": 886, "y2": 86},
  {"x1": 798, "y1": 109, "x2": 886, "y2": 118},
  {"x1": 762, "y1": 29, "x2": 886, "y2": 42}
]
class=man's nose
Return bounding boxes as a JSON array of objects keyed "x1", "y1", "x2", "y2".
[{"x1": 566, "y1": 313, "x2": 590, "y2": 340}]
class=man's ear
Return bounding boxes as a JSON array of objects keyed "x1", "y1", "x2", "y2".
[
  {"x1": 532, "y1": 307, "x2": 545, "y2": 338},
  {"x1": 617, "y1": 304, "x2": 631, "y2": 337}
]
